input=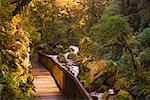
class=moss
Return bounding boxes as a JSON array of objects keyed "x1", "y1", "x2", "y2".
[
  {"x1": 114, "y1": 77, "x2": 128, "y2": 90},
  {"x1": 67, "y1": 52, "x2": 77, "y2": 60},
  {"x1": 102, "y1": 91, "x2": 115, "y2": 100},
  {"x1": 116, "y1": 90, "x2": 133, "y2": 100},
  {"x1": 74, "y1": 57, "x2": 82, "y2": 65},
  {"x1": 57, "y1": 53, "x2": 68, "y2": 63}
]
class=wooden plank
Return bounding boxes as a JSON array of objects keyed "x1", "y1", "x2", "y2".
[{"x1": 31, "y1": 61, "x2": 64, "y2": 100}]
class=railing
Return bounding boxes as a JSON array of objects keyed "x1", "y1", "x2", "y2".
[{"x1": 38, "y1": 52, "x2": 93, "y2": 100}]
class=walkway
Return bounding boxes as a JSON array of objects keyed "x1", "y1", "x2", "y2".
[{"x1": 31, "y1": 61, "x2": 64, "y2": 100}]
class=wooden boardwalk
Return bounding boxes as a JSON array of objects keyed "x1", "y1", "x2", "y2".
[{"x1": 31, "y1": 61, "x2": 64, "y2": 100}]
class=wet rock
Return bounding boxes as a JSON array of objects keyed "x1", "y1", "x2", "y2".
[
  {"x1": 67, "y1": 52, "x2": 77, "y2": 60},
  {"x1": 57, "y1": 53, "x2": 68, "y2": 63},
  {"x1": 66, "y1": 48, "x2": 74, "y2": 52}
]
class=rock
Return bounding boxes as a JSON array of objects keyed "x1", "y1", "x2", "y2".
[
  {"x1": 66, "y1": 48, "x2": 74, "y2": 52},
  {"x1": 79, "y1": 37, "x2": 93, "y2": 49},
  {"x1": 108, "y1": 89, "x2": 114, "y2": 95},
  {"x1": 85, "y1": 60, "x2": 118, "y2": 91},
  {"x1": 57, "y1": 53, "x2": 68, "y2": 63},
  {"x1": 86, "y1": 60, "x2": 108, "y2": 84},
  {"x1": 96, "y1": 85, "x2": 109, "y2": 93},
  {"x1": 67, "y1": 52, "x2": 77, "y2": 60},
  {"x1": 106, "y1": 75, "x2": 116, "y2": 87},
  {"x1": 102, "y1": 91, "x2": 115, "y2": 100},
  {"x1": 74, "y1": 57, "x2": 82, "y2": 66},
  {"x1": 91, "y1": 92, "x2": 104, "y2": 100},
  {"x1": 116, "y1": 90, "x2": 133, "y2": 100},
  {"x1": 114, "y1": 77, "x2": 128, "y2": 90}
]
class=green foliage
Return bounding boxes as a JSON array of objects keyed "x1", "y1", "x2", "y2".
[
  {"x1": 0, "y1": 27, "x2": 33, "y2": 99},
  {"x1": 137, "y1": 28, "x2": 150, "y2": 48},
  {"x1": 27, "y1": 0, "x2": 89, "y2": 52},
  {"x1": 135, "y1": 28, "x2": 150, "y2": 80},
  {"x1": 0, "y1": 3, "x2": 34, "y2": 98},
  {"x1": 104, "y1": 0, "x2": 125, "y2": 16},
  {"x1": 0, "y1": 0, "x2": 15, "y2": 24},
  {"x1": 130, "y1": 83, "x2": 150, "y2": 99},
  {"x1": 1, "y1": 0, "x2": 149, "y2": 99},
  {"x1": 90, "y1": 15, "x2": 133, "y2": 44},
  {"x1": 79, "y1": 2, "x2": 149, "y2": 99},
  {"x1": 79, "y1": 37, "x2": 99, "y2": 60}
]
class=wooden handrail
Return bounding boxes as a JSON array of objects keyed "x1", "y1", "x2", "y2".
[{"x1": 38, "y1": 52, "x2": 93, "y2": 100}]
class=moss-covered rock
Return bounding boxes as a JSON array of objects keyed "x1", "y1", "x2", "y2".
[
  {"x1": 66, "y1": 48, "x2": 74, "y2": 52},
  {"x1": 84, "y1": 60, "x2": 118, "y2": 91},
  {"x1": 79, "y1": 37, "x2": 93, "y2": 49},
  {"x1": 57, "y1": 53, "x2": 68, "y2": 63},
  {"x1": 74, "y1": 57, "x2": 83, "y2": 66},
  {"x1": 116, "y1": 90, "x2": 133, "y2": 100},
  {"x1": 67, "y1": 52, "x2": 77, "y2": 60},
  {"x1": 87, "y1": 60, "x2": 118, "y2": 84},
  {"x1": 102, "y1": 91, "x2": 115, "y2": 100},
  {"x1": 114, "y1": 77, "x2": 128, "y2": 90}
]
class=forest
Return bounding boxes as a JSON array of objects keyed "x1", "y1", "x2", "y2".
[{"x1": 0, "y1": 0, "x2": 150, "y2": 100}]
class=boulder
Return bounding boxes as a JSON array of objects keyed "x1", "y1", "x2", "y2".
[
  {"x1": 116, "y1": 90, "x2": 133, "y2": 100},
  {"x1": 85, "y1": 60, "x2": 118, "y2": 90},
  {"x1": 57, "y1": 53, "x2": 68, "y2": 63},
  {"x1": 79, "y1": 37, "x2": 93, "y2": 49},
  {"x1": 67, "y1": 52, "x2": 77, "y2": 60},
  {"x1": 114, "y1": 77, "x2": 128, "y2": 90},
  {"x1": 74, "y1": 57, "x2": 82, "y2": 66}
]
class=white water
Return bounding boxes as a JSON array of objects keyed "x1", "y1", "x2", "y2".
[
  {"x1": 90, "y1": 92, "x2": 104, "y2": 100},
  {"x1": 69, "y1": 45, "x2": 79, "y2": 54},
  {"x1": 90, "y1": 89, "x2": 114, "y2": 100}
]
